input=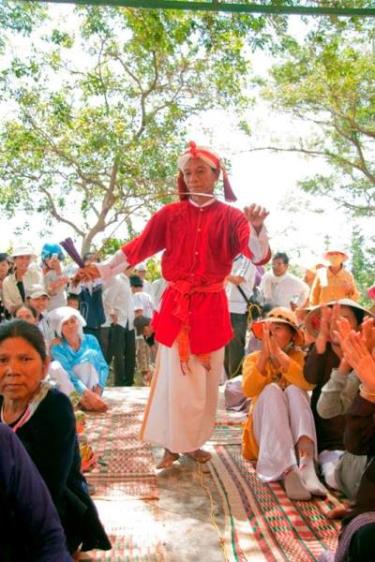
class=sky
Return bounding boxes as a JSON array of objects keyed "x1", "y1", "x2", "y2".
[{"x1": 1, "y1": 5, "x2": 370, "y2": 272}]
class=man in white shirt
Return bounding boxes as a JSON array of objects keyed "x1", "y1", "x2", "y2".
[
  {"x1": 2, "y1": 245, "x2": 43, "y2": 314},
  {"x1": 225, "y1": 255, "x2": 256, "y2": 378},
  {"x1": 102, "y1": 272, "x2": 136, "y2": 386},
  {"x1": 260, "y1": 252, "x2": 309, "y2": 309},
  {"x1": 130, "y1": 275, "x2": 154, "y2": 319}
]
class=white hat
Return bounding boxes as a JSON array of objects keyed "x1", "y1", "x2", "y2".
[
  {"x1": 28, "y1": 284, "x2": 49, "y2": 299},
  {"x1": 12, "y1": 244, "x2": 36, "y2": 258},
  {"x1": 135, "y1": 262, "x2": 147, "y2": 272},
  {"x1": 48, "y1": 306, "x2": 86, "y2": 337}
]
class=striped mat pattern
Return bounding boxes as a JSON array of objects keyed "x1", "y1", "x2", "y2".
[{"x1": 209, "y1": 445, "x2": 342, "y2": 562}]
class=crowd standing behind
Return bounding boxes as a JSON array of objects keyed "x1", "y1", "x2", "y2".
[{"x1": 0, "y1": 167, "x2": 374, "y2": 559}]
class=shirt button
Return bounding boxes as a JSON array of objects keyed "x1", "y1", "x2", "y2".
[
  {"x1": 195, "y1": 251, "x2": 198, "y2": 255},
  {"x1": 197, "y1": 228, "x2": 201, "y2": 232},
  {"x1": 200, "y1": 208, "x2": 204, "y2": 212}
]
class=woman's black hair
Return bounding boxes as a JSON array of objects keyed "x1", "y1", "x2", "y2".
[
  {"x1": 0, "y1": 320, "x2": 47, "y2": 361},
  {"x1": 335, "y1": 304, "x2": 366, "y2": 326},
  {"x1": 14, "y1": 303, "x2": 38, "y2": 320},
  {"x1": 350, "y1": 307, "x2": 366, "y2": 326}
]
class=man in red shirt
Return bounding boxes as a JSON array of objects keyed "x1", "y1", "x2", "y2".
[{"x1": 76, "y1": 142, "x2": 270, "y2": 468}]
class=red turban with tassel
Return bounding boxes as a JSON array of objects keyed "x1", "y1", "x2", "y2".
[{"x1": 177, "y1": 141, "x2": 237, "y2": 202}]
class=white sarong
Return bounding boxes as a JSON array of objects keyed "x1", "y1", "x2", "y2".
[
  {"x1": 141, "y1": 343, "x2": 224, "y2": 453},
  {"x1": 253, "y1": 383, "x2": 317, "y2": 482}
]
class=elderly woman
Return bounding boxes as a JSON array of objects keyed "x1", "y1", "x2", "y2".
[
  {"x1": 242, "y1": 307, "x2": 326, "y2": 500},
  {"x1": 49, "y1": 307, "x2": 108, "y2": 412},
  {"x1": 0, "y1": 320, "x2": 111, "y2": 556}
]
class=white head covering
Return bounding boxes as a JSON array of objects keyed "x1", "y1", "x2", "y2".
[{"x1": 47, "y1": 306, "x2": 86, "y2": 337}]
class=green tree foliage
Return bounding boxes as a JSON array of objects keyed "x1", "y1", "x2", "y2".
[
  {"x1": 263, "y1": 7, "x2": 375, "y2": 216},
  {"x1": 0, "y1": 1, "x2": 46, "y2": 51},
  {"x1": 0, "y1": 5, "x2": 279, "y2": 253},
  {"x1": 350, "y1": 226, "x2": 375, "y2": 307}
]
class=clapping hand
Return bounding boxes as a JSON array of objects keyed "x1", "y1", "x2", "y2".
[
  {"x1": 361, "y1": 316, "x2": 375, "y2": 353},
  {"x1": 243, "y1": 204, "x2": 269, "y2": 233},
  {"x1": 335, "y1": 316, "x2": 375, "y2": 392}
]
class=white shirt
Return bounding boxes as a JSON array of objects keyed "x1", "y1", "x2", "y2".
[
  {"x1": 132, "y1": 291, "x2": 154, "y2": 319},
  {"x1": 226, "y1": 256, "x2": 257, "y2": 314},
  {"x1": 150, "y1": 277, "x2": 167, "y2": 312},
  {"x1": 2, "y1": 265, "x2": 43, "y2": 312},
  {"x1": 260, "y1": 271, "x2": 309, "y2": 309},
  {"x1": 102, "y1": 274, "x2": 135, "y2": 330}
]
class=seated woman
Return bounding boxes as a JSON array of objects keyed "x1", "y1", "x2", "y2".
[
  {"x1": 242, "y1": 307, "x2": 327, "y2": 500},
  {"x1": 0, "y1": 320, "x2": 111, "y2": 556},
  {"x1": 0, "y1": 423, "x2": 72, "y2": 561},
  {"x1": 304, "y1": 299, "x2": 371, "y2": 490},
  {"x1": 319, "y1": 326, "x2": 375, "y2": 562},
  {"x1": 49, "y1": 307, "x2": 108, "y2": 412},
  {"x1": 16, "y1": 303, "x2": 76, "y2": 398}
]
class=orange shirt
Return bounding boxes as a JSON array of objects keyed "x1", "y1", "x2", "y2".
[{"x1": 310, "y1": 267, "x2": 360, "y2": 305}]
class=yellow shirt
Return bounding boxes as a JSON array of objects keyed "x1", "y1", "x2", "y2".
[
  {"x1": 241, "y1": 348, "x2": 313, "y2": 460},
  {"x1": 310, "y1": 267, "x2": 360, "y2": 306}
]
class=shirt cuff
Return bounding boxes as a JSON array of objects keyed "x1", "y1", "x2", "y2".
[{"x1": 96, "y1": 250, "x2": 129, "y2": 280}]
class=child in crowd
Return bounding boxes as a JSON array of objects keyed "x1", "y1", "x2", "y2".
[
  {"x1": 242, "y1": 307, "x2": 327, "y2": 501},
  {"x1": 133, "y1": 315, "x2": 156, "y2": 385},
  {"x1": 41, "y1": 243, "x2": 69, "y2": 311}
]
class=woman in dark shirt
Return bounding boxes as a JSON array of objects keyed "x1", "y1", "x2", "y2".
[
  {"x1": 0, "y1": 320, "x2": 111, "y2": 556},
  {"x1": 0, "y1": 423, "x2": 72, "y2": 562},
  {"x1": 304, "y1": 299, "x2": 368, "y2": 489}
]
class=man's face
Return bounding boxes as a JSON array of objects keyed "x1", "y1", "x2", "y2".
[
  {"x1": 14, "y1": 255, "x2": 31, "y2": 273},
  {"x1": 182, "y1": 158, "x2": 218, "y2": 197},
  {"x1": 29, "y1": 295, "x2": 49, "y2": 313},
  {"x1": 272, "y1": 258, "x2": 288, "y2": 277}
]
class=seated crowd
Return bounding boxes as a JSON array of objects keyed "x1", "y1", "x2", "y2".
[{"x1": 0, "y1": 240, "x2": 374, "y2": 561}]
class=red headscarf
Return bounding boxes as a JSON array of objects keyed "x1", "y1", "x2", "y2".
[{"x1": 177, "y1": 141, "x2": 236, "y2": 202}]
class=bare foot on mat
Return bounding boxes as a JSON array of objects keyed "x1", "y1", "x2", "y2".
[
  {"x1": 186, "y1": 449, "x2": 212, "y2": 463},
  {"x1": 156, "y1": 449, "x2": 180, "y2": 469}
]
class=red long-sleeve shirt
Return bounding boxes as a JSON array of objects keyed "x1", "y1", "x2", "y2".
[{"x1": 122, "y1": 199, "x2": 270, "y2": 354}]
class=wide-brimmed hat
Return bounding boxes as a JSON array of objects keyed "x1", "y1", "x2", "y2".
[
  {"x1": 323, "y1": 250, "x2": 348, "y2": 263},
  {"x1": 251, "y1": 307, "x2": 304, "y2": 346},
  {"x1": 303, "y1": 298, "x2": 374, "y2": 338},
  {"x1": 12, "y1": 244, "x2": 36, "y2": 258},
  {"x1": 27, "y1": 284, "x2": 49, "y2": 299}
]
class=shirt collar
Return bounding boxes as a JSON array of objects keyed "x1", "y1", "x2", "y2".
[{"x1": 188, "y1": 197, "x2": 216, "y2": 208}]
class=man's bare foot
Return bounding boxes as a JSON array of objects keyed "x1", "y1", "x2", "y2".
[
  {"x1": 186, "y1": 449, "x2": 212, "y2": 463},
  {"x1": 156, "y1": 449, "x2": 180, "y2": 469}
]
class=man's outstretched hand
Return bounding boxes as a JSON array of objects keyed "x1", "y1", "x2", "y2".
[
  {"x1": 72, "y1": 264, "x2": 101, "y2": 285},
  {"x1": 243, "y1": 204, "x2": 269, "y2": 233}
]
